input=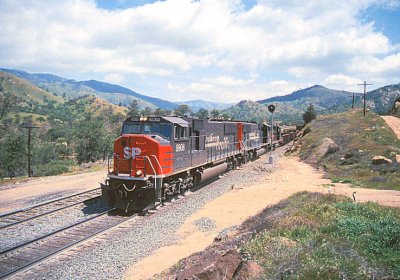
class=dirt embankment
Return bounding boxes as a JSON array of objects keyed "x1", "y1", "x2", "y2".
[
  {"x1": 124, "y1": 155, "x2": 400, "y2": 280},
  {"x1": 382, "y1": 115, "x2": 400, "y2": 139}
]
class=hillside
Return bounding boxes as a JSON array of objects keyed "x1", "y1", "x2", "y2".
[
  {"x1": 224, "y1": 84, "x2": 400, "y2": 124},
  {"x1": 0, "y1": 68, "x2": 177, "y2": 110},
  {"x1": 0, "y1": 71, "x2": 64, "y2": 105},
  {"x1": 223, "y1": 100, "x2": 304, "y2": 124},
  {"x1": 177, "y1": 100, "x2": 233, "y2": 112},
  {"x1": 293, "y1": 109, "x2": 400, "y2": 190},
  {"x1": 0, "y1": 71, "x2": 127, "y2": 178},
  {"x1": 368, "y1": 84, "x2": 400, "y2": 114}
]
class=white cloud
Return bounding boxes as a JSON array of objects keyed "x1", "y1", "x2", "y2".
[
  {"x1": 104, "y1": 73, "x2": 125, "y2": 84},
  {"x1": 0, "y1": 0, "x2": 399, "y2": 102}
]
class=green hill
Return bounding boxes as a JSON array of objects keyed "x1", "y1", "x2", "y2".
[
  {"x1": 295, "y1": 109, "x2": 400, "y2": 190},
  {"x1": 0, "y1": 71, "x2": 127, "y2": 178},
  {"x1": 225, "y1": 84, "x2": 400, "y2": 124},
  {"x1": 0, "y1": 68, "x2": 177, "y2": 109},
  {"x1": 0, "y1": 71, "x2": 64, "y2": 104}
]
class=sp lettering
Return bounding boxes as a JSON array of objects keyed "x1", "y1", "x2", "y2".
[{"x1": 123, "y1": 147, "x2": 142, "y2": 159}]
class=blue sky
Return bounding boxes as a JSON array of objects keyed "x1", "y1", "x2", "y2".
[{"x1": 0, "y1": 0, "x2": 399, "y2": 103}]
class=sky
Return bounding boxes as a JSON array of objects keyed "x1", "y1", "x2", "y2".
[{"x1": 0, "y1": 0, "x2": 399, "y2": 103}]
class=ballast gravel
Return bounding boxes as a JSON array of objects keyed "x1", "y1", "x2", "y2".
[
  {"x1": 15, "y1": 149, "x2": 285, "y2": 280},
  {"x1": 0, "y1": 198, "x2": 109, "y2": 252}
]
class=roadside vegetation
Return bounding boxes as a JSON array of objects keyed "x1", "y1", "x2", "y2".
[
  {"x1": 297, "y1": 109, "x2": 400, "y2": 190},
  {"x1": 0, "y1": 75, "x2": 126, "y2": 179},
  {"x1": 242, "y1": 192, "x2": 400, "y2": 279}
]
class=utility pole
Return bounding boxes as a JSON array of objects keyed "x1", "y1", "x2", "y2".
[
  {"x1": 22, "y1": 124, "x2": 38, "y2": 177},
  {"x1": 267, "y1": 104, "x2": 276, "y2": 164},
  {"x1": 357, "y1": 81, "x2": 372, "y2": 116}
]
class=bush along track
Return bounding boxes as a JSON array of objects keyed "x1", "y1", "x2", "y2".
[
  {"x1": 161, "y1": 192, "x2": 400, "y2": 279},
  {"x1": 295, "y1": 109, "x2": 400, "y2": 190}
]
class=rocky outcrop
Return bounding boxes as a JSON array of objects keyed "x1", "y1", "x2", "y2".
[
  {"x1": 235, "y1": 261, "x2": 264, "y2": 279},
  {"x1": 389, "y1": 97, "x2": 400, "y2": 116},
  {"x1": 193, "y1": 250, "x2": 242, "y2": 280},
  {"x1": 305, "y1": 138, "x2": 339, "y2": 164},
  {"x1": 372, "y1": 156, "x2": 392, "y2": 165}
]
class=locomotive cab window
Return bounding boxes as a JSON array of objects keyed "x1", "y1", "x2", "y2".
[
  {"x1": 174, "y1": 125, "x2": 188, "y2": 139},
  {"x1": 122, "y1": 122, "x2": 172, "y2": 139}
]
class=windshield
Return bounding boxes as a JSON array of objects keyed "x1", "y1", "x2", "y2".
[{"x1": 122, "y1": 123, "x2": 172, "y2": 139}]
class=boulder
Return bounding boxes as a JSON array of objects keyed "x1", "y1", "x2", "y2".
[
  {"x1": 372, "y1": 156, "x2": 392, "y2": 165},
  {"x1": 195, "y1": 249, "x2": 242, "y2": 280},
  {"x1": 304, "y1": 138, "x2": 339, "y2": 164},
  {"x1": 316, "y1": 138, "x2": 339, "y2": 158}
]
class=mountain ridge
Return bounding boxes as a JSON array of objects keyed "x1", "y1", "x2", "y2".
[{"x1": 0, "y1": 68, "x2": 178, "y2": 110}]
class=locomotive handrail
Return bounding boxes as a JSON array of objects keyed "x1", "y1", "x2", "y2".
[{"x1": 150, "y1": 155, "x2": 163, "y2": 175}]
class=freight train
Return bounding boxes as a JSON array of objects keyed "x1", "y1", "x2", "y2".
[{"x1": 101, "y1": 116, "x2": 287, "y2": 213}]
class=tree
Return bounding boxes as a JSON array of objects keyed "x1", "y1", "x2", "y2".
[
  {"x1": 141, "y1": 106, "x2": 153, "y2": 116},
  {"x1": 0, "y1": 129, "x2": 27, "y2": 177},
  {"x1": 128, "y1": 99, "x2": 139, "y2": 116},
  {"x1": 174, "y1": 104, "x2": 192, "y2": 116},
  {"x1": 154, "y1": 108, "x2": 171, "y2": 116},
  {"x1": 221, "y1": 112, "x2": 231, "y2": 120},
  {"x1": 302, "y1": 103, "x2": 317, "y2": 124},
  {"x1": 73, "y1": 116, "x2": 112, "y2": 163},
  {"x1": 210, "y1": 109, "x2": 220, "y2": 118},
  {"x1": 195, "y1": 108, "x2": 209, "y2": 119},
  {"x1": 0, "y1": 92, "x2": 17, "y2": 120}
]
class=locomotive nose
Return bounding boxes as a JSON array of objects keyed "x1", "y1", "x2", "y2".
[{"x1": 113, "y1": 135, "x2": 172, "y2": 177}]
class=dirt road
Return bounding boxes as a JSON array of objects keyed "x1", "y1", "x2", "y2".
[
  {"x1": 125, "y1": 156, "x2": 400, "y2": 280},
  {"x1": 0, "y1": 169, "x2": 107, "y2": 213},
  {"x1": 382, "y1": 115, "x2": 400, "y2": 139}
]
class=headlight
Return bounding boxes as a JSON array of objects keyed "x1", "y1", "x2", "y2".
[{"x1": 136, "y1": 170, "x2": 143, "y2": 176}]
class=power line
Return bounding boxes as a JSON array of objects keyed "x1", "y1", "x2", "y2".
[{"x1": 357, "y1": 81, "x2": 372, "y2": 116}]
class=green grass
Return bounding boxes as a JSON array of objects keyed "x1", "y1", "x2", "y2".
[
  {"x1": 32, "y1": 159, "x2": 75, "y2": 176},
  {"x1": 242, "y1": 192, "x2": 400, "y2": 279},
  {"x1": 298, "y1": 109, "x2": 400, "y2": 190}
]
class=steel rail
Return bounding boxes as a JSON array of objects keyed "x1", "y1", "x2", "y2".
[
  {"x1": 0, "y1": 188, "x2": 101, "y2": 229},
  {"x1": 0, "y1": 208, "x2": 135, "y2": 279}
]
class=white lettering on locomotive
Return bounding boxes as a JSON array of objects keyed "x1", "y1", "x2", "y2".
[
  {"x1": 123, "y1": 147, "x2": 142, "y2": 159},
  {"x1": 205, "y1": 134, "x2": 230, "y2": 150},
  {"x1": 247, "y1": 132, "x2": 260, "y2": 140},
  {"x1": 176, "y1": 143, "x2": 185, "y2": 152}
]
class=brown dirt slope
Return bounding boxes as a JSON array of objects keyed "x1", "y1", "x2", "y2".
[{"x1": 382, "y1": 115, "x2": 400, "y2": 139}]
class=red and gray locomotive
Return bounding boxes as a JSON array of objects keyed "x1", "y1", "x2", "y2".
[{"x1": 101, "y1": 116, "x2": 281, "y2": 213}]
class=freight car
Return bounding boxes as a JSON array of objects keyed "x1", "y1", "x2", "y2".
[{"x1": 101, "y1": 116, "x2": 282, "y2": 213}]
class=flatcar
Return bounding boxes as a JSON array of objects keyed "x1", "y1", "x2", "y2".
[{"x1": 101, "y1": 116, "x2": 281, "y2": 213}]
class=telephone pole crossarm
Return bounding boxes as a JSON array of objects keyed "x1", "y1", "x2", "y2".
[{"x1": 357, "y1": 81, "x2": 372, "y2": 116}]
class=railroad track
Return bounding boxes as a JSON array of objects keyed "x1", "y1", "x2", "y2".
[
  {"x1": 0, "y1": 188, "x2": 102, "y2": 229},
  {"x1": 0, "y1": 208, "x2": 134, "y2": 278}
]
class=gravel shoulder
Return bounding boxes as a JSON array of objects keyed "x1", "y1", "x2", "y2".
[{"x1": 0, "y1": 167, "x2": 107, "y2": 213}]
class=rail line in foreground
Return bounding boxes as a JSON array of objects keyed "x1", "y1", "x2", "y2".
[
  {"x1": 0, "y1": 188, "x2": 101, "y2": 229},
  {"x1": 0, "y1": 208, "x2": 134, "y2": 279}
]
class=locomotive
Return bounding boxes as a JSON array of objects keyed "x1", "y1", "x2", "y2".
[{"x1": 101, "y1": 116, "x2": 282, "y2": 213}]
